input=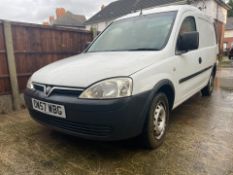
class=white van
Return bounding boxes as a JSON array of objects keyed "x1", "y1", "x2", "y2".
[{"x1": 24, "y1": 5, "x2": 218, "y2": 149}]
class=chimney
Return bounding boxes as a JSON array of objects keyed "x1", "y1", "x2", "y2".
[
  {"x1": 56, "y1": 8, "x2": 66, "y2": 19},
  {"x1": 49, "y1": 16, "x2": 55, "y2": 24},
  {"x1": 101, "y1": 5, "x2": 105, "y2": 10}
]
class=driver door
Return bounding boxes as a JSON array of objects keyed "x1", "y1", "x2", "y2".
[{"x1": 175, "y1": 15, "x2": 203, "y2": 104}]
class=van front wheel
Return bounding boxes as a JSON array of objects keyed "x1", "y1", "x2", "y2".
[{"x1": 141, "y1": 93, "x2": 169, "y2": 149}]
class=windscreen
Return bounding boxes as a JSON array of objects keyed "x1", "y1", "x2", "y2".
[{"x1": 88, "y1": 11, "x2": 177, "y2": 52}]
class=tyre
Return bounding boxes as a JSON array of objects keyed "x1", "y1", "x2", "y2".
[
  {"x1": 141, "y1": 93, "x2": 170, "y2": 149},
  {"x1": 201, "y1": 73, "x2": 214, "y2": 96}
]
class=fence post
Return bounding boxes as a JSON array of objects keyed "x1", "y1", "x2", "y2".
[{"x1": 3, "y1": 21, "x2": 20, "y2": 110}]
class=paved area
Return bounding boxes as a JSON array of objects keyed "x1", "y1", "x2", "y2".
[{"x1": 0, "y1": 68, "x2": 233, "y2": 175}]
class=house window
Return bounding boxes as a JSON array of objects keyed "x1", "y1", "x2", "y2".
[{"x1": 223, "y1": 42, "x2": 227, "y2": 51}]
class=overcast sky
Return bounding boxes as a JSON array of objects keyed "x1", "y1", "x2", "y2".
[{"x1": 0, "y1": 0, "x2": 116, "y2": 24}]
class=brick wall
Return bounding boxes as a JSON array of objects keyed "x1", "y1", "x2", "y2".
[
  {"x1": 215, "y1": 20, "x2": 224, "y2": 55},
  {"x1": 223, "y1": 37, "x2": 233, "y2": 49}
]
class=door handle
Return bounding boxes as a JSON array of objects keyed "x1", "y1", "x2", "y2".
[{"x1": 199, "y1": 57, "x2": 202, "y2": 64}]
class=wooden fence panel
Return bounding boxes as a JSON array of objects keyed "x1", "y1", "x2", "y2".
[
  {"x1": 4, "y1": 22, "x2": 93, "y2": 93},
  {"x1": 0, "y1": 22, "x2": 11, "y2": 95}
]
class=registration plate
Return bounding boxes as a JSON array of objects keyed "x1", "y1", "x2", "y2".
[{"x1": 32, "y1": 98, "x2": 66, "y2": 118}]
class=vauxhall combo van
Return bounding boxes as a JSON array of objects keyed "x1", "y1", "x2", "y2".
[{"x1": 24, "y1": 5, "x2": 218, "y2": 149}]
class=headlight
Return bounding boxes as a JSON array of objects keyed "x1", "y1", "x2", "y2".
[
  {"x1": 26, "y1": 77, "x2": 34, "y2": 89},
  {"x1": 80, "y1": 78, "x2": 133, "y2": 99}
]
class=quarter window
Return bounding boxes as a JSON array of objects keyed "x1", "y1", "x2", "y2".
[
  {"x1": 177, "y1": 16, "x2": 197, "y2": 51},
  {"x1": 179, "y1": 16, "x2": 196, "y2": 34}
]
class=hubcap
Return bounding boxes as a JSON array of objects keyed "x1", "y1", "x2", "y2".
[{"x1": 153, "y1": 102, "x2": 166, "y2": 139}]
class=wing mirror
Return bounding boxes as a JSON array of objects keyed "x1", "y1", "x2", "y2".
[{"x1": 177, "y1": 31, "x2": 199, "y2": 54}]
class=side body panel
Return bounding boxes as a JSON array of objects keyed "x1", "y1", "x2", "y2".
[{"x1": 131, "y1": 9, "x2": 218, "y2": 109}]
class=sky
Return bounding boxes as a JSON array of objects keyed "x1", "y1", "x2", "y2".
[{"x1": 0, "y1": 0, "x2": 116, "y2": 24}]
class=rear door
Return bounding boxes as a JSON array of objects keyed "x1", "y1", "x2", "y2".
[{"x1": 195, "y1": 16, "x2": 218, "y2": 84}]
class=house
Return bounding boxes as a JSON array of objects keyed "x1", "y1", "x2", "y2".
[
  {"x1": 223, "y1": 17, "x2": 233, "y2": 52},
  {"x1": 85, "y1": 0, "x2": 231, "y2": 53},
  {"x1": 44, "y1": 8, "x2": 86, "y2": 29}
]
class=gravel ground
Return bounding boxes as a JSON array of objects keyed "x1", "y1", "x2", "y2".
[{"x1": 0, "y1": 68, "x2": 233, "y2": 175}]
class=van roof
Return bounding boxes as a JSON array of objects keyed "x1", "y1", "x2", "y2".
[{"x1": 116, "y1": 5, "x2": 204, "y2": 21}]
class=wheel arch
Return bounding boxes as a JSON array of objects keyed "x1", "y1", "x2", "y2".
[
  {"x1": 212, "y1": 63, "x2": 217, "y2": 77},
  {"x1": 138, "y1": 79, "x2": 175, "y2": 137},
  {"x1": 150, "y1": 79, "x2": 175, "y2": 111},
  {"x1": 139, "y1": 79, "x2": 176, "y2": 127}
]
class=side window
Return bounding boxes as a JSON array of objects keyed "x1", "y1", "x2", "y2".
[
  {"x1": 179, "y1": 16, "x2": 196, "y2": 34},
  {"x1": 177, "y1": 16, "x2": 197, "y2": 51}
]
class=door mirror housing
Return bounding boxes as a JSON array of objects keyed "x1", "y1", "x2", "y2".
[{"x1": 177, "y1": 31, "x2": 199, "y2": 53}]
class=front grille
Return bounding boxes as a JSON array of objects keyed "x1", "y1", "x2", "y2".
[
  {"x1": 33, "y1": 83, "x2": 83, "y2": 97},
  {"x1": 34, "y1": 84, "x2": 44, "y2": 92},
  {"x1": 51, "y1": 89, "x2": 82, "y2": 97},
  {"x1": 31, "y1": 110, "x2": 112, "y2": 137}
]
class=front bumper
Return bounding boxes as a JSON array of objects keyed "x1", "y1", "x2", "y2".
[{"x1": 24, "y1": 89, "x2": 150, "y2": 141}]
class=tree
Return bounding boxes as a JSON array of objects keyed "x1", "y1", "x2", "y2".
[{"x1": 228, "y1": 0, "x2": 233, "y2": 17}]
